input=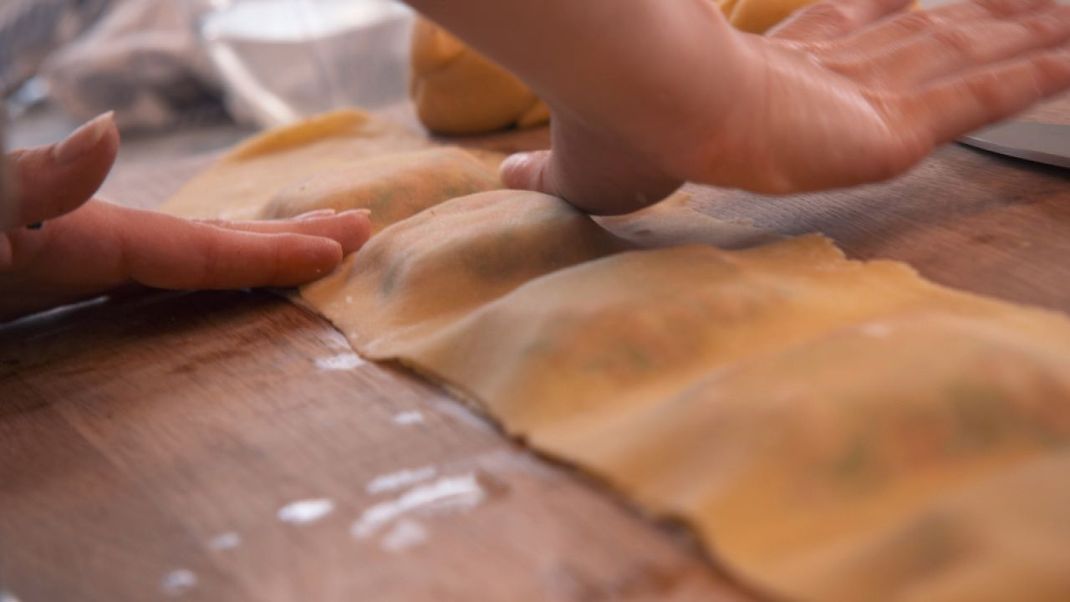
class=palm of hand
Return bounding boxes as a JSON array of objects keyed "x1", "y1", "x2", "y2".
[
  {"x1": 700, "y1": 38, "x2": 933, "y2": 194},
  {"x1": 718, "y1": 0, "x2": 1069, "y2": 193},
  {"x1": 504, "y1": 0, "x2": 1070, "y2": 213}
]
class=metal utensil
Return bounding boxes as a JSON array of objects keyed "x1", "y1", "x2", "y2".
[{"x1": 959, "y1": 121, "x2": 1070, "y2": 170}]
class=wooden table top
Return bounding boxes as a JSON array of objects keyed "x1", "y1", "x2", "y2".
[{"x1": 1, "y1": 99, "x2": 1067, "y2": 602}]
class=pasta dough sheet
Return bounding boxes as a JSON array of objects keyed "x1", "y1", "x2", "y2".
[
  {"x1": 165, "y1": 110, "x2": 436, "y2": 221},
  {"x1": 164, "y1": 111, "x2": 1070, "y2": 602}
]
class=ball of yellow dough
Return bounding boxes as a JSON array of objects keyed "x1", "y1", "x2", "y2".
[
  {"x1": 720, "y1": 0, "x2": 821, "y2": 33},
  {"x1": 409, "y1": 0, "x2": 820, "y2": 135},
  {"x1": 410, "y1": 18, "x2": 552, "y2": 135}
]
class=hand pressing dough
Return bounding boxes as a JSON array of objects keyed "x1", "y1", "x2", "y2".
[
  {"x1": 165, "y1": 112, "x2": 1070, "y2": 602},
  {"x1": 408, "y1": 0, "x2": 820, "y2": 135}
]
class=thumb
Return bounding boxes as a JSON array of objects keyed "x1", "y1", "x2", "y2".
[
  {"x1": 500, "y1": 146, "x2": 681, "y2": 216},
  {"x1": 2, "y1": 112, "x2": 120, "y2": 230},
  {"x1": 500, "y1": 150, "x2": 561, "y2": 197}
]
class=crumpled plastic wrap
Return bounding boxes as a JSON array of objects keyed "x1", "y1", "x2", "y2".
[
  {"x1": 43, "y1": 0, "x2": 223, "y2": 131},
  {"x1": 0, "y1": 0, "x2": 112, "y2": 96}
]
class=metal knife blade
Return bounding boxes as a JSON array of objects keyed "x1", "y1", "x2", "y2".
[{"x1": 959, "y1": 121, "x2": 1070, "y2": 170}]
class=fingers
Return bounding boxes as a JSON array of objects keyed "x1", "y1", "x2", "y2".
[
  {"x1": 1, "y1": 112, "x2": 119, "y2": 230},
  {"x1": 827, "y1": 0, "x2": 1054, "y2": 55},
  {"x1": 767, "y1": 0, "x2": 912, "y2": 43},
  {"x1": 109, "y1": 204, "x2": 372, "y2": 289},
  {"x1": 195, "y1": 209, "x2": 371, "y2": 255},
  {"x1": 890, "y1": 6, "x2": 1070, "y2": 85},
  {"x1": 826, "y1": 5, "x2": 1070, "y2": 85},
  {"x1": 912, "y1": 44, "x2": 1070, "y2": 145},
  {"x1": 0, "y1": 201, "x2": 371, "y2": 321}
]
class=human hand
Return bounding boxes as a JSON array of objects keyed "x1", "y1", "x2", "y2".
[
  {"x1": 500, "y1": 0, "x2": 1070, "y2": 213},
  {"x1": 0, "y1": 113, "x2": 371, "y2": 322}
]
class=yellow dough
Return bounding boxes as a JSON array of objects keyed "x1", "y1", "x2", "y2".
[
  {"x1": 408, "y1": 0, "x2": 820, "y2": 135},
  {"x1": 164, "y1": 112, "x2": 1070, "y2": 602},
  {"x1": 165, "y1": 110, "x2": 504, "y2": 230},
  {"x1": 409, "y1": 18, "x2": 550, "y2": 135},
  {"x1": 302, "y1": 191, "x2": 630, "y2": 352},
  {"x1": 719, "y1": 0, "x2": 824, "y2": 33},
  {"x1": 316, "y1": 214, "x2": 1070, "y2": 602},
  {"x1": 258, "y1": 147, "x2": 502, "y2": 232}
]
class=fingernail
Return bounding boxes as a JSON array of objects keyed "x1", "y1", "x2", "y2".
[
  {"x1": 500, "y1": 153, "x2": 537, "y2": 189},
  {"x1": 501, "y1": 152, "x2": 533, "y2": 174},
  {"x1": 53, "y1": 112, "x2": 115, "y2": 165},
  {"x1": 295, "y1": 208, "x2": 338, "y2": 220},
  {"x1": 332, "y1": 208, "x2": 372, "y2": 221}
]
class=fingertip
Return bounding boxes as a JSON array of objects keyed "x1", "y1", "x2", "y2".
[
  {"x1": 53, "y1": 111, "x2": 119, "y2": 167},
  {"x1": 318, "y1": 238, "x2": 346, "y2": 266},
  {"x1": 98, "y1": 112, "x2": 121, "y2": 157},
  {"x1": 10, "y1": 112, "x2": 121, "y2": 226},
  {"x1": 294, "y1": 208, "x2": 338, "y2": 220},
  {"x1": 281, "y1": 235, "x2": 345, "y2": 286},
  {"x1": 333, "y1": 209, "x2": 373, "y2": 255},
  {"x1": 500, "y1": 151, "x2": 547, "y2": 191}
]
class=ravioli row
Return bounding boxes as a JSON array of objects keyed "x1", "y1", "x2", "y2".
[{"x1": 165, "y1": 111, "x2": 1070, "y2": 602}]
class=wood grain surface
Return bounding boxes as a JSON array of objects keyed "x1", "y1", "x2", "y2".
[
  {"x1": 1, "y1": 292, "x2": 748, "y2": 602},
  {"x1": 2, "y1": 97, "x2": 1068, "y2": 602}
]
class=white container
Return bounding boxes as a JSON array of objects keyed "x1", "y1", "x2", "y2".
[{"x1": 201, "y1": 0, "x2": 413, "y2": 128}]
